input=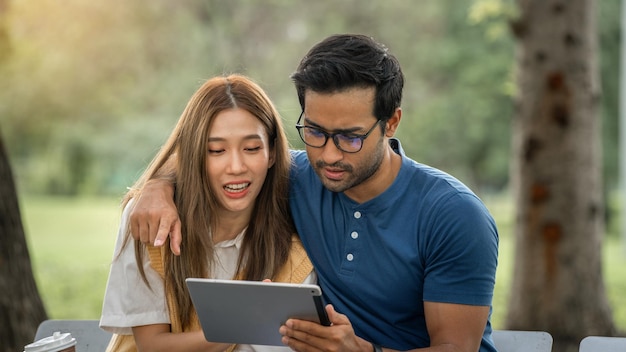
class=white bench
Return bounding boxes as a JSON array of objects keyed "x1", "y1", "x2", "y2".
[{"x1": 492, "y1": 330, "x2": 553, "y2": 352}]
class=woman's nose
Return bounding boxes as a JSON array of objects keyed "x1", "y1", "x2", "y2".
[{"x1": 227, "y1": 151, "x2": 247, "y2": 174}]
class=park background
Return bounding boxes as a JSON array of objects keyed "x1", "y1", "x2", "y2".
[{"x1": 1, "y1": 0, "x2": 625, "y2": 350}]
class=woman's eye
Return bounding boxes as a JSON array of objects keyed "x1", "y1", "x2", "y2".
[
  {"x1": 245, "y1": 146, "x2": 261, "y2": 152},
  {"x1": 208, "y1": 149, "x2": 224, "y2": 154}
]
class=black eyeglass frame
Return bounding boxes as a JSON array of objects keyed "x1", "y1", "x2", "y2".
[{"x1": 295, "y1": 112, "x2": 381, "y2": 153}]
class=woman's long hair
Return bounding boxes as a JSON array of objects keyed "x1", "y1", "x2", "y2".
[{"x1": 122, "y1": 74, "x2": 294, "y2": 328}]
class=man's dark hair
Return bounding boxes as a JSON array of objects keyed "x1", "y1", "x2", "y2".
[{"x1": 291, "y1": 34, "x2": 404, "y2": 123}]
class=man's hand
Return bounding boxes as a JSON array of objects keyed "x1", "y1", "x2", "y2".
[
  {"x1": 129, "y1": 179, "x2": 182, "y2": 255},
  {"x1": 279, "y1": 304, "x2": 372, "y2": 352},
  {"x1": 280, "y1": 302, "x2": 489, "y2": 352}
]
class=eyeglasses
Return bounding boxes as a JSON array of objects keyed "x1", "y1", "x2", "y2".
[{"x1": 295, "y1": 112, "x2": 381, "y2": 153}]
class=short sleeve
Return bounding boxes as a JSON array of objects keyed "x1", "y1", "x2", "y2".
[
  {"x1": 422, "y1": 192, "x2": 498, "y2": 306},
  {"x1": 99, "y1": 200, "x2": 170, "y2": 334}
]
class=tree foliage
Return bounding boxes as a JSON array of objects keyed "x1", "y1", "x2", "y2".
[
  {"x1": 0, "y1": 1, "x2": 498, "y2": 195},
  {"x1": 0, "y1": 0, "x2": 621, "y2": 199}
]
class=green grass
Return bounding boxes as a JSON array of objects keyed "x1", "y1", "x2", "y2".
[
  {"x1": 19, "y1": 194, "x2": 626, "y2": 332},
  {"x1": 21, "y1": 195, "x2": 122, "y2": 319}
]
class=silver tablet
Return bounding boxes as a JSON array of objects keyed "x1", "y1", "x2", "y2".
[{"x1": 186, "y1": 278, "x2": 330, "y2": 346}]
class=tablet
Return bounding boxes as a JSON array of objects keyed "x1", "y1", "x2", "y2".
[{"x1": 186, "y1": 278, "x2": 330, "y2": 346}]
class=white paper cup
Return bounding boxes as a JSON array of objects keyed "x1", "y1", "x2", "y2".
[{"x1": 24, "y1": 331, "x2": 77, "y2": 352}]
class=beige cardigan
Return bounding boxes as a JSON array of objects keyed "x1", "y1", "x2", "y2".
[{"x1": 105, "y1": 235, "x2": 313, "y2": 352}]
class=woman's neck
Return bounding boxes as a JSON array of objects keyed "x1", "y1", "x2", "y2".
[{"x1": 212, "y1": 215, "x2": 250, "y2": 244}]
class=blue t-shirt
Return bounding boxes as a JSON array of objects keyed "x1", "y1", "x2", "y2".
[{"x1": 289, "y1": 139, "x2": 498, "y2": 352}]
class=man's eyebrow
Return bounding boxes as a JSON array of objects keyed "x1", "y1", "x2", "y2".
[{"x1": 303, "y1": 117, "x2": 361, "y2": 134}]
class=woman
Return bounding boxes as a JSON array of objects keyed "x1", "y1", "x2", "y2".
[{"x1": 100, "y1": 74, "x2": 314, "y2": 352}]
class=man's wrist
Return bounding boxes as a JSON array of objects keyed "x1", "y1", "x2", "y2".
[
  {"x1": 138, "y1": 178, "x2": 175, "y2": 204},
  {"x1": 151, "y1": 172, "x2": 176, "y2": 185},
  {"x1": 145, "y1": 177, "x2": 175, "y2": 192}
]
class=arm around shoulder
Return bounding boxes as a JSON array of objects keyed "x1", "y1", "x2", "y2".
[{"x1": 129, "y1": 155, "x2": 182, "y2": 254}]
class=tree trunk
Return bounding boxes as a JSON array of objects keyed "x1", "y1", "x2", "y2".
[
  {"x1": 508, "y1": 1, "x2": 616, "y2": 351},
  {"x1": 0, "y1": 131, "x2": 48, "y2": 351},
  {"x1": 0, "y1": 1, "x2": 49, "y2": 343}
]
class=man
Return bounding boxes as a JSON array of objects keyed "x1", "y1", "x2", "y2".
[{"x1": 131, "y1": 34, "x2": 499, "y2": 352}]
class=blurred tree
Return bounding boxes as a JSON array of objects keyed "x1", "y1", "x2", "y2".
[
  {"x1": 0, "y1": 0, "x2": 8, "y2": 61},
  {"x1": 0, "y1": 0, "x2": 517, "y2": 196},
  {"x1": 0, "y1": 135, "x2": 48, "y2": 349},
  {"x1": 0, "y1": 2, "x2": 48, "y2": 351},
  {"x1": 0, "y1": 0, "x2": 620, "y2": 200},
  {"x1": 406, "y1": 0, "x2": 514, "y2": 192},
  {"x1": 597, "y1": 0, "x2": 622, "y2": 234},
  {"x1": 507, "y1": 1, "x2": 615, "y2": 351}
]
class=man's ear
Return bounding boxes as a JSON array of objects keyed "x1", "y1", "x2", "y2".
[{"x1": 385, "y1": 108, "x2": 402, "y2": 137}]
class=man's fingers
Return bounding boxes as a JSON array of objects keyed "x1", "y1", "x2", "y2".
[
  {"x1": 280, "y1": 320, "x2": 324, "y2": 352},
  {"x1": 153, "y1": 220, "x2": 170, "y2": 247},
  {"x1": 129, "y1": 202, "x2": 156, "y2": 244},
  {"x1": 326, "y1": 304, "x2": 349, "y2": 325},
  {"x1": 170, "y1": 219, "x2": 182, "y2": 255},
  {"x1": 126, "y1": 177, "x2": 179, "y2": 254},
  {"x1": 130, "y1": 217, "x2": 140, "y2": 241},
  {"x1": 138, "y1": 218, "x2": 150, "y2": 244}
]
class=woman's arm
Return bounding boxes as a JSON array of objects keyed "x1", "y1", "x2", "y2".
[{"x1": 133, "y1": 324, "x2": 230, "y2": 352}]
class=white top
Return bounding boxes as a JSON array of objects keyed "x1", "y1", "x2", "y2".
[{"x1": 100, "y1": 201, "x2": 315, "y2": 352}]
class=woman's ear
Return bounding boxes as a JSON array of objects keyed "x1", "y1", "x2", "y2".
[{"x1": 268, "y1": 140, "x2": 276, "y2": 168}]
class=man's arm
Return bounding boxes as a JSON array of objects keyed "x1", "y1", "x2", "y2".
[
  {"x1": 279, "y1": 303, "x2": 489, "y2": 352},
  {"x1": 423, "y1": 301, "x2": 490, "y2": 352},
  {"x1": 129, "y1": 156, "x2": 182, "y2": 254}
]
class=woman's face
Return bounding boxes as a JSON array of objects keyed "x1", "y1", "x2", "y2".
[{"x1": 206, "y1": 108, "x2": 274, "y2": 218}]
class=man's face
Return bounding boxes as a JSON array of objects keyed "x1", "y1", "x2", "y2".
[{"x1": 301, "y1": 87, "x2": 387, "y2": 200}]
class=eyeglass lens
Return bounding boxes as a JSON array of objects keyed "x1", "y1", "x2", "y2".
[{"x1": 299, "y1": 127, "x2": 363, "y2": 152}]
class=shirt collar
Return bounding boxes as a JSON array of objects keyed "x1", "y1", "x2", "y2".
[{"x1": 214, "y1": 227, "x2": 246, "y2": 249}]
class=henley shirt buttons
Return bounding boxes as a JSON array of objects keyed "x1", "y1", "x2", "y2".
[{"x1": 349, "y1": 212, "x2": 360, "y2": 262}]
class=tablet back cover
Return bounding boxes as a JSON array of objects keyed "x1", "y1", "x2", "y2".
[{"x1": 186, "y1": 278, "x2": 327, "y2": 346}]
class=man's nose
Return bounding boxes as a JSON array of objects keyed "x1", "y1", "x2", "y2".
[{"x1": 319, "y1": 137, "x2": 344, "y2": 164}]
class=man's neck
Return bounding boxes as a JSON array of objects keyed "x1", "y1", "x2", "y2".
[{"x1": 343, "y1": 142, "x2": 402, "y2": 204}]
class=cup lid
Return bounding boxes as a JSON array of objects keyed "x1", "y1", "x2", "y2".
[{"x1": 24, "y1": 331, "x2": 76, "y2": 352}]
